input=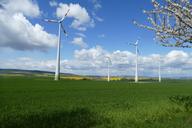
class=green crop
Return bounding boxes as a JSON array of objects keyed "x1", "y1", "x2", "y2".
[{"x1": 0, "y1": 76, "x2": 192, "y2": 128}]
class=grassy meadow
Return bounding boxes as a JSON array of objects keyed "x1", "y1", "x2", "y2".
[{"x1": 0, "y1": 76, "x2": 192, "y2": 128}]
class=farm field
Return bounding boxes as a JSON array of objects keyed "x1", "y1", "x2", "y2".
[{"x1": 0, "y1": 77, "x2": 192, "y2": 128}]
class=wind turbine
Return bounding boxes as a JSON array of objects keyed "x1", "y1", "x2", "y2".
[
  {"x1": 130, "y1": 40, "x2": 139, "y2": 83},
  {"x1": 44, "y1": 9, "x2": 70, "y2": 81},
  {"x1": 153, "y1": 38, "x2": 162, "y2": 83},
  {"x1": 106, "y1": 56, "x2": 112, "y2": 82},
  {"x1": 158, "y1": 56, "x2": 162, "y2": 83}
]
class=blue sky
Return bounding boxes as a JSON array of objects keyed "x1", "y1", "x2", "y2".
[{"x1": 0, "y1": 0, "x2": 192, "y2": 77}]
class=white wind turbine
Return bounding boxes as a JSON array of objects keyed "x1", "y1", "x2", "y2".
[
  {"x1": 153, "y1": 38, "x2": 162, "y2": 83},
  {"x1": 130, "y1": 40, "x2": 139, "y2": 83},
  {"x1": 158, "y1": 56, "x2": 162, "y2": 83},
  {"x1": 44, "y1": 9, "x2": 70, "y2": 81},
  {"x1": 106, "y1": 56, "x2": 112, "y2": 82}
]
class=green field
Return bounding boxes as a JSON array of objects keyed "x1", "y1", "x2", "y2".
[{"x1": 0, "y1": 77, "x2": 192, "y2": 128}]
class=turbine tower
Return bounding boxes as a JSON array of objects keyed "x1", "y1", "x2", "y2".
[
  {"x1": 106, "y1": 56, "x2": 112, "y2": 82},
  {"x1": 158, "y1": 56, "x2": 162, "y2": 83},
  {"x1": 130, "y1": 40, "x2": 139, "y2": 83},
  {"x1": 44, "y1": 9, "x2": 70, "y2": 81}
]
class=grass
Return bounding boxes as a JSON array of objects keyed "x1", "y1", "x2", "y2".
[{"x1": 0, "y1": 76, "x2": 192, "y2": 128}]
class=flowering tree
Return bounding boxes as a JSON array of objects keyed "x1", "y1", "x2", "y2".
[{"x1": 134, "y1": 0, "x2": 192, "y2": 48}]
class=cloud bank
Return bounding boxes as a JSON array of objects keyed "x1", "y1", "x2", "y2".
[
  {"x1": 71, "y1": 37, "x2": 88, "y2": 48},
  {"x1": 0, "y1": 0, "x2": 57, "y2": 51},
  {"x1": 1, "y1": 46, "x2": 191, "y2": 77}
]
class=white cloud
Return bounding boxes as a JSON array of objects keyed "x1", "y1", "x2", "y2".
[
  {"x1": 56, "y1": 3, "x2": 94, "y2": 31},
  {"x1": 91, "y1": 7, "x2": 103, "y2": 22},
  {"x1": 165, "y1": 50, "x2": 189, "y2": 64},
  {"x1": 92, "y1": 0, "x2": 102, "y2": 10},
  {"x1": 74, "y1": 46, "x2": 106, "y2": 61},
  {"x1": 0, "y1": 0, "x2": 57, "y2": 51},
  {"x1": 76, "y1": 33, "x2": 86, "y2": 38},
  {"x1": 94, "y1": 16, "x2": 103, "y2": 22},
  {"x1": 0, "y1": 0, "x2": 40, "y2": 17},
  {"x1": 49, "y1": 0, "x2": 58, "y2": 7},
  {"x1": 0, "y1": 46, "x2": 192, "y2": 77},
  {"x1": 71, "y1": 37, "x2": 88, "y2": 48},
  {"x1": 0, "y1": 57, "x2": 56, "y2": 71},
  {"x1": 98, "y1": 34, "x2": 105, "y2": 38}
]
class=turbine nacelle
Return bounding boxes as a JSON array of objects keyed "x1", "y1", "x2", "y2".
[
  {"x1": 135, "y1": 40, "x2": 139, "y2": 45},
  {"x1": 129, "y1": 40, "x2": 140, "y2": 55},
  {"x1": 129, "y1": 39, "x2": 139, "y2": 46},
  {"x1": 44, "y1": 9, "x2": 70, "y2": 23},
  {"x1": 43, "y1": 9, "x2": 70, "y2": 37},
  {"x1": 105, "y1": 56, "x2": 112, "y2": 64}
]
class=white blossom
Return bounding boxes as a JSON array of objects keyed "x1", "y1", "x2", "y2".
[{"x1": 134, "y1": 0, "x2": 192, "y2": 48}]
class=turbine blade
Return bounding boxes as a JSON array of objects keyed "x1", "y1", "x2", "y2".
[
  {"x1": 61, "y1": 23, "x2": 67, "y2": 36},
  {"x1": 65, "y1": 9, "x2": 70, "y2": 16},
  {"x1": 60, "y1": 9, "x2": 70, "y2": 22},
  {"x1": 106, "y1": 56, "x2": 112, "y2": 64},
  {"x1": 43, "y1": 19, "x2": 58, "y2": 23}
]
